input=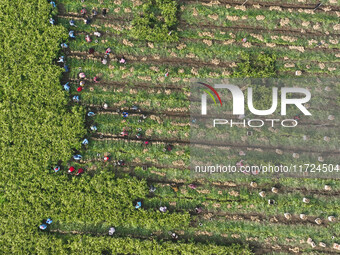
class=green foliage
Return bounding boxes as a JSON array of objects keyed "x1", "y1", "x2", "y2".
[
  {"x1": 232, "y1": 53, "x2": 278, "y2": 109},
  {"x1": 246, "y1": 83, "x2": 276, "y2": 110},
  {"x1": 0, "y1": 0, "x2": 86, "y2": 252},
  {"x1": 0, "y1": 0, "x2": 86, "y2": 173},
  {"x1": 131, "y1": 0, "x2": 179, "y2": 42},
  {"x1": 233, "y1": 52, "x2": 278, "y2": 78}
]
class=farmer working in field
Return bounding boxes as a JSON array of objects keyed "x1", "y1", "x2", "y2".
[
  {"x1": 83, "y1": 18, "x2": 91, "y2": 25},
  {"x1": 69, "y1": 31, "x2": 75, "y2": 38},
  {"x1": 73, "y1": 96, "x2": 80, "y2": 102},
  {"x1": 117, "y1": 160, "x2": 125, "y2": 166},
  {"x1": 80, "y1": 8, "x2": 87, "y2": 15},
  {"x1": 57, "y1": 56, "x2": 64, "y2": 63},
  {"x1": 85, "y1": 35, "x2": 92, "y2": 43},
  {"x1": 76, "y1": 168, "x2": 84, "y2": 176},
  {"x1": 94, "y1": 31, "x2": 101, "y2": 38},
  {"x1": 63, "y1": 82, "x2": 70, "y2": 91},
  {"x1": 105, "y1": 48, "x2": 111, "y2": 55},
  {"x1": 121, "y1": 130, "x2": 128, "y2": 138},
  {"x1": 119, "y1": 57, "x2": 126, "y2": 64},
  {"x1": 69, "y1": 20, "x2": 76, "y2": 27},
  {"x1": 68, "y1": 166, "x2": 75, "y2": 173},
  {"x1": 102, "y1": 8, "x2": 107, "y2": 17}
]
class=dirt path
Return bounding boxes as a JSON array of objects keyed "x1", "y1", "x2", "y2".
[
  {"x1": 74, "y1": 30, "x2": 340, "y2": 53},
  {"x1": 179, "y1": 0, "x2": 340, "y2": 12},
  {"x1": 68, "y1": 51, "x2": 235, "y2": 69},
  {"x1": 91, "y1": 133, "x2": 340, "y2": 155},
  {"x1": 88, "y1": 106, "x2": 340, "y2": 128},
  {"x1": 56, "y1": 13, "x2": 340, "y2": 38}
]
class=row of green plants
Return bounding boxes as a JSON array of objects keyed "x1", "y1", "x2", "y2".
[
  {"x1": 131, "y1": 0, "x2": 179, "y2": 42},
  {"x1": 182, "y1": 4, "x2": 339, "y2": 33},
  {"x1": 64, "y1": 27, "x2": 339, "y2": 64},
  {"x1": 131, "y1": 166, "x2": 340, "y2": 192}
]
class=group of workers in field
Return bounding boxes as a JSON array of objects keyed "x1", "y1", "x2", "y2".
[{"x1": 46, "y1": 3, "x2": 182, "y2": 240}]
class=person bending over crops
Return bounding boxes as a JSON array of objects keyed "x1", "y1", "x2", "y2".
[
  {"x1": 102, "y1": 58, "x2": 107, "y2": 65},
  {"x1": 149, "y1": 185, "x2": 156, "y2": 193},
  {"x1": 94, "y1": 31, "x2": 101, "y2": 38},
  {"x1": 119, "y1": 57, "x2": 126, "y2": 64},
  {"x1": 77, "y1": 86, "x2": 83, "y2": 92},
  {"x1": 69, "y1": 20, "x2": 76, "y2": 27},
  {"x1": 49, "y1": 18, "x2": 55, "y2": 25},
  {"x1": 82, "y1": 138, "x2": 89, "y2": 145},
  {"x1": 102, "y1": 8, "x2": 107, "y2": 17},
  {"x1": 121, "y1": 130, "x2": 128, "y2": 138},
  {"x1": 69, "y1": 31, "x2": 75, "y2": 38},
  {"x1": 131, "y1": 105, "x2": 139, "y2": 111},
  {"x1": 83, "y1": 18, "x2": 91, "y2": 25},
  {"x1": 294, "y1": 115, "x2": 301, "y2": 121},
  {"x1": 57, "y1": 56, "x2": 64, "y2": 63},
  {"x1": 63, "y1": 82, "x2": 70, "y2": 91},
  {"x1": 195, "y1": 207, "x2": 202, "y2": 214},
  {"x1": 79, "y1": 72, "x2": 86, "y2": 79},
  {"x1": 159, "y1": 206, "x2": 167, "y2": 213},
  {"x1": 54, "y1": 166, "x2": 60, "y2": 173},
  {"x1": 50, "y1": 1, "x2": 56, "y2": 8},
  {"x1": 64, "y1": 64, "x2": 69, "y2": 72},
  {"x1": 39, "y1": 224, "x2": 47, "y2": 230},
  {"x1": 93, "y1": 76, "x2": 99, "y2": 83},
  {"x1": 68, "y1": 166, "x2": 75, "y2": 174},
  {"x1": 108, "y1": 227, "x2": 115, "y2": 235},
  {"x1": 73, "y1": 154, "x2": 82, "y2": 160},
  {"x1": 39, "y1": 218, "x2": 52, "y2": 230},
  {"x1": 73, "y1": 96, "x2": 80, "y2": 102},
  {"x1": 117, "y1": 160, "x2": 125, "y2": 166},
  {"x1": 92, "y1": 9, "x2": 98, "y2": 17},
  {"x1": 60, "y1": 43, "x2": 68, "y2": 49},
  {"x1": 165, "y1": 144, "x2": 173, "y2": 152},
  {"x1": 76, "y1": 168, "x2": 84, "y2": 176},
  {"x1": 85, "y1": 35, "x2": 91, "y2": 43},
  {"x1": 135, "y1": 201, "x2": 142, "y2": 209},
  {"x1": 136, "y1": 131, "x2": 142, "y2": 139},
  {"x1": 105, "y1": 48, "x2": 111, "y2": 55},
  {"x1": 90, "y1": 125, "x2": 97, "y2": 131},
  {"x1": 89, "y1": 48, "x2": 95, "y2": 54},
  {"x1": 171, "y1": 233, "x2": 179, "y2": 240},
  {"x1": 80, "y1": 8, "x2": 87, "y2": 15}
]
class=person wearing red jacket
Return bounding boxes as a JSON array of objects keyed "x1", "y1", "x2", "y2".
[
  {"x1": 68, "y1": 166, "x2": 75, "y2": 173},
  {"x1": 76, "y1": 168, "x2": 84, "y2": 176},
  {"x1": 77, "y1": 86, "x2": 83, "y2": 92}
]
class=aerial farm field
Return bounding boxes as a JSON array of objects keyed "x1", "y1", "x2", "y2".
[{"x1": 0, "y1": 0, "x2": 339, "y2": 254}]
